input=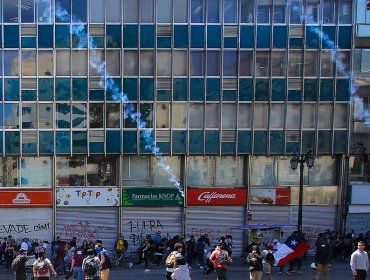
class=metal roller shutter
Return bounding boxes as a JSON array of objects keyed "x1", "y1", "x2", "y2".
[
  {"x1": 185, "y1": 206, "x2": 244, "y2": 256},
  {"x1": 56, "y1": 207, "x2": 119, "y2": 250},
  {"x1": 0, "y1": 208, "x2": 52, "y2": 243},
  {"x1": 347, "y1": 213, "x2": 370, "y2": 236},
  {"x1": 122, "y1": 207, "x2": 182, "y2": 254}
]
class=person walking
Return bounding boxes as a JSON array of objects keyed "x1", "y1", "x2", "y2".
[
  {"x1": 70, "y1": 249, "x2": 85, "y2": 280},
  {"x1": 315, "y1": 237, "x2": 332, "y2": 280},
  {"x1": 12, "y1": 248, "x2": 28, "y2": 280},
  {"x1": 82, "y1": 249, "x2": 101, "y2": 280},
  {"x1": 247, "y1": 245, "x2": 263, "y2": 280},
  {"x1": 350, "y1": 241, "x2": 369, "y2": 280},
  {"x1": 209, "y1": 243, "x2": 232, "y2": 280},
  {"x1": 95, "y1": 241, "x2": 111, "y2": 280},
  {"x1": 262, "y1": 244, "x2": 275, "y2": 280},
  {"x1": 166, "y1": 243, "x2": 184, "y2": 280},
  {"x1": 171, "y1": 255, "x2": 191, "y2": 280},
  {"x1": 32, "y1": 248, "x2": 58, "y2": 280}
]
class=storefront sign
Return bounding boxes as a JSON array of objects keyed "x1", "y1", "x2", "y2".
[
  {"x1": 56, "y1": 187, "x2": 119, "y2": 207},
  {"x1": 187, "y1": 188, "x2": 247, "y2": 205},
  {"x1": 250, "y1": 187, "x2": 290, "y2": 205},
  {"x1": 0, "y1": 190, "x2": 52, "y2": 206},
  {"x1": 123, "y1": 188, "x2": 183, "y2": 206}
]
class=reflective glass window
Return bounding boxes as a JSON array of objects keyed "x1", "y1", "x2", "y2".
[
  {"x1": 240, "y1": 0, "x2": 254, "y2": 23},
  {"x1": 57, "y1": 103, "x2": 71, "y2": 128},
  {"x1": 255, "y1": 52, "x2": 269, "y2": 77},
  {"x1": 72, "y1": 0, "x2": 87, "y2": 22},
  {"x1": 140, "y1": 51, "x2": 154, "y2": 76},
  {"x1": 56, "y1": 50, "x2": 71, "y2": 76},
  {"x1": 0, "y1": 158, "x2": 19, "y2": 187},
  {"x1": 106, "y1": 103, "x2": 120, "y2": 128},
  {"x1": 3, "y1": 0, "x2": 18, "y2": 22},
  {"x1": 4, "y1": 79, "x2": 20, "y2": 101},
  {"x1": 174, "y1": 0, "x2": 187, "y2": 22},
  {"x1": 22, "y1": 51, "x2": 37, "y2": 76},
  {"x1": 21, "y1": 0, "x2": 35, "y2": 23},
  {"x1": 4, "y1": 104, "x2": 19, "y2": 129},
  {"x1": 72, "y1": 103, "x2": 87, "y2": 128},
  {"x1": 106, "y1": 0, "x2": 121, "y2": 22},
  {"x1": 4, "y1": 51, "x2": 19, "y2": 76},
  {"x1": 90, "y1": 0, "x2": 104, "y2": 22},
  {"x1": 124, "y1": 0, "x2": 139, "y2": 23},
  {"x1": 191, "y1": 0, "x2": 204, "y2": 23},
  {"x1": 21, "y1": 157, "x2": 52, "y2": 187},
  {"x1": 89, "y1": 103, "x2": 104, "y2": 128},
  {"x1": 223, "y1": 51, "x2": 237, "y2": 76},
  {"x1": 56, "y1": 156, "x2": 85, "y2": 186},
  {"x1": 157, "y1": 51, "x2": 172, "y2": 76},
  {"x1": 55, "y1": 0, "x2": 71, "y2": 22},
  {"x1": 38, "y1": 0, "x2": 53, "y2": 22},
  {"x1": 38, "y1": 50, "x2": 53, "y2": 76},
  {"x1": 39, "y1": 103, "x2": 53, "y2": 129},
  {"x1": 87, "y1": 156, "x2": 116, "y2": 186},
  {"x1": 207, "y1": 0, "x2": 219, "y2": 23},
  {"x1": 189, "y1": 103, "x2": 204, "y2": 128},
  {"x1": 72, "y1": 50, "x2": 87, "y2": 76},
  {"x1": 22, "y1": 103, "x2": 37, "y2": 129},
  {"x1": 207, "y1": 51, "x2": 220, "y2": 76},
  {"x1": 191, "y1": 51, "x2": 205, "y2": 76},
  {"x1": 158, "y1": 0, "x2": 172, "y2": 23}
]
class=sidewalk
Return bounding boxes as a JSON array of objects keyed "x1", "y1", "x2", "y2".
[{"x1": 0, "y1": 257, "x2": 355, "y2": 280}]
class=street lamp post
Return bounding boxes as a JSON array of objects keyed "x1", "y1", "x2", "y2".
[{"x1": 290, "y1": 151, "x2": 315, "y2": 234}]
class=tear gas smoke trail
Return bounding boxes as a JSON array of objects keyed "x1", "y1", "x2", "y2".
[
  {"x1": 52, "y1": 1, "x2": 184, "y2": 197},
  {"x1": 291, "y1": 2, "x2": 370, "y2": 125}
]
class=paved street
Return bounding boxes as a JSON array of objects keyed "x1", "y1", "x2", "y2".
[{"x1": 0, "y1": 258, "x2": 356, "y2": 280}]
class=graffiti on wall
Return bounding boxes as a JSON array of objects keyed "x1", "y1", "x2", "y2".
[
  {"x1": 0, "y1": 222, "x2": 51, "y2": 243},
  {"x1": 190, "y1": 227, "x2": 233, "y2": 245},
  {"x1": 59, "y1": 220, "x2": 114, "y2": 243}
]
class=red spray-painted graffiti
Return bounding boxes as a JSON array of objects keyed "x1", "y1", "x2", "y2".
[{"x1": 59, "y1": 220, "x2": 99, "y2": 242}]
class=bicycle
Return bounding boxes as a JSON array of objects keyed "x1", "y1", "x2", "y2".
[{"x1": 116, "y1": 251, "x2": 135, "y2": 268}]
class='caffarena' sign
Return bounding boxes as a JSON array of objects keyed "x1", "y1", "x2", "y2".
[{"x1": 187, "y1": 188, "x2": 247, "y2": 206}]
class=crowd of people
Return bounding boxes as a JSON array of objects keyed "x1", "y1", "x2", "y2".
[{"x1": 2, "y1": 230, "x2": 370, "y2": 280}]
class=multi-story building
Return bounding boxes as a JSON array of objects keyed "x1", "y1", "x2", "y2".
[{"x1": 0, "y1": 0, "x2": 360, "y2": 255}]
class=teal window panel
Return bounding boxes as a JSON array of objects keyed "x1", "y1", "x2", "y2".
[
  {"x1": 173, "y1": 78, "x2": 188, "y2": 101},
  {"x1": 39, "y1": 79, "x2": 54, "y2": 101},
  {"x1": 272, "y1": 79, "x2": 286, "y2": 101},
  {"x1": 123, "y1": 78, "x2": 138, "y2": 100},
  {"x1": 55, "y1": 0, "x2": 71, "y2": 22},
  {"x1": 123, "y1": 131, "x2": 137, "y2": 153},
  {"x1": 336, "y1": 79, "x2": 350, "y2": 101},
  {"x1": 106, "y1": 131, "x2": 121, "y2": 153},
  {"x1": 0, "y1": 80, "x2": 2, "y2": 101},
  {"x1": 55, "y1": 25, "x2": 71, "y2": 48},
  {"x1": 318, "y1": 130, "x2": 331, "y2": 153},
  {"x1": 320, "y1": 79, "x2": 334, "y2": 101},
  {"x1": 288, "y1": 90, "x2": 301, "y2": 101},
  {"x1": 273, "y1": 26, "x2": 287, "y2": 48},
  {"x1": 157, "y1": 37, "x2": 171, "y2": 48},
  {"x1": 224, "y1": 37, "x2": 237, "y2": 48},
  {"x1": 140, "y1": 25, "x2": 155, "y2": 48},
  {"x1": 239, "y1": 79, "x2": 253, "y2": 101},
  {"x1": 0, "y1": 29, "x2": 2, "y2": 46},
  {"x1": 223, "y1": 90, "x2": 237, "y2": 101},
  {"x1": 0, "y1": 132, "x2": 3, "y2": 154},
  {"x1": 255, "y1": 79, "x2": 269, "y2": 101},
  {"x1": 56, "y1": 131, "x2": 71, "y2": 154},
  {"x1": 191, "y1": 25, "x2": 205, "y2": 48},
  {"x1": 39, "y1": 131, "x2": 54, "y2": 154},
  {"x1": 22, "y1": 37, "x2": 36, "y2": 48},
  {"x1": 106, "y1": 25, "x2": 122, "y2": 48},
  {"x1": 22, "y1": 138, "x2": 37, "y2": 154},
  {"x1": 289, "y1": 38, "x2": 303, "y2": 49},
  {"x1": 4, "y1": 79, "x2": 20, "y2": 101},
  {"x1": 157, "y1": 142, "x2": 170, "y2": 154},
  {"x1": 205, "y1": 131, "x2": 219, "y2": 154},
  {"x1": 222, "y1": 142, "x2": 235, "y2": 154},
  {"x1": 270, "y1": 131, "x2": 284, "y2": 154},
  {"x1": 123, "y1": 25, "x2": 138, "y2": 48},
  {"x1": 106, "y1": 78, "x2": 121, "y2": 101},
  {"x1": 240, "y1": 26, "x2": 254, "y2": 48},
  {"x1": 338, "y1": 26, "x2": 352, "y2": 49},
  {"x1": 89, "y1": 142, "x2": 104, "y2": 154},
  {"x1": 306, "y1": 26, "x2": 320, "y2": 49},
  {"x1": 57, "y1": 103, "x2": 71, "y2": 128},
  {"x1": 189, "y1": 130, "x2": 203, "y2": 154},
  {"x1": 22, "y1": 90, "x2": 36, "y2": 101},
  {"x1": 322, "y1": 26, "x2": 336, "y2": 49},
  {"x1": 257, "y1": 26, "x2": 270, "y2": 48},
  {"x1": 139, "y1": 130, "x2": 154, "y2": 154},
  {"x1": 304, "y1": 79, "x2": 318, "y2": 101},
  {"x1": 190, "y1": 78, "x2": 204, "y2": 101},
  {"x1": 72, "y1": 25, "x2": 88, "y2": 48},
  {"x1": 302, "y1": 131, "x2": 316, "y2": 153},
  {"x1": 207, "y1": 25, "x2": 221, "y2": 48},
  {"x1": 238, "y1": 131, "x2": 251, "y2": 154},
  {"x1": 334, "y1": 131, "x2": 347, "y2": 153},
  {"x1": 72, "y1": 78, "x2": 87, "y2": 101},
  {"x1": 172, "y1": 131, "x2": 186, "y2": 154},
  {"x1": 72, "y1": 131, "x2": 87, "y2": 154},
  {"x1": 56, "y1": 78, "x2": 71, "y2": 101},
  {"x1": 38, "y1": 25, "x2": 53, "y2": 48},
  {"x1": 5, "y1": 131, "x2": 20, "y2": 154},
  {"x1": 89, "y1": 90, "x2": 104, "y2": 101},
  {"x1": 4, "y1": 25, "x2": 19, "y2": 48},
  {"x1": 72, "y1": 0, "x2": 87, "y2": 21},
  {"x1": 90, "y1": 36, "x2": 104, "y2": 48},
  {"x1": 254, "y1": 131, "x2": 267, "y2": 154},
  {"x1": 174, "y1": 25, "x2": 188, "y2": 48},
  {"x1": 157, "y1": 90, "x2": 171, "y2": 101},
  {"x1": 206, "y1": 79, "x2": 220, "y2": 101},
  {"x1": 140, "y1": 78, "x2": 154, "y2": 101},
  {"x1": 286, "y1": 142, "x2": 300, "y2": 154}
]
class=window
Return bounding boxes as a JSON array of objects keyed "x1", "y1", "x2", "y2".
[
  {"x1": 289, "y1": 51, "x2": 303, "y2": 77},
  {"x1": 306, "y1": 0, "x2": 319, "y2": 23},
  {"x1": 140, "y1": 51, "x2": 154, "y2": 76},
  {"x1": 240, "y1": 51, "x2": 253, "y2": 76},
  {"x1": 22, "y1": 103, "x2": 37, "y2": 129},
  {"x1": 21, "y1": 157, "x2": 52, "y2": 187},
  {"x1": 21, "y1": 0, "x2": 35, "y2": 23},
  {"x1": 255, "y1": 52, "x2": 269, "y2": 76},
  {"x1": 338, "y1": 0, "x2": 352, "y2": 23},
  {"x1": 72, "y1": 50, "x2": 87, "y2": 76},
  {"x1": 286, "y1": 104, "x2": 300, "y2": 129},
  {"x1": 205, "y1": 103, "x2": 219, "y2": 128},
  {"x1": 189, "y1": 103, "x2": 204, "y2": 128},
  {"x1": 106, "y1": 103, "x2": 120, "y2": 128},
  {"x1": 274, "y1": 1, "x2": 286, "y2": 23},
  {"x1": 321, "y1": 51, "x2": 334, "y2": 77},
  {"x1": 56, "y1": 50, "x2": 71, "y2": 76},
  {"x1": 222, "y1": 104, "x2": 236, "y2": 129},
  {"x1": 106, "y1": 0, "x2": 121, "y2": 22},
  {"x1": 39, "y1": 104, "x2": 53, "y2": 129},
  {"x1": 157, "y1": 51, "x2": 172, "y2": 76},
  {"x1": 3, "y1": 0, "x2": 18, "y2": 22},
  {"x1": 290, "y1": 1, "x2": 303, "y2": 24},
  {"x1": 156, "y1": 103, "x2": 170, "y2": 128},
  {"x1": 271, "y1": 52, "x2": 286, "y2": 76},
  {"x1": 207, "y1": 51, "x2": 220, "y2": 76},
  {"x1": 124, "y1": 0, "x2": 139, "y2": 23},
  {"x1": 123, "y1": 51, "x2": 138, "y2": 76},
  {"x1": 191, "y1": 0, "x2": 204, "y2": 23},
  {"x1": 72, "y1": 104, "x2": 86, "y2": 128},
  {"x1": 305, "y1": 51, "x2": 318, "y2": 77},
  {"x1": 254, "y1": 103, "x2": 268, "y2": 129},
  {"x1": 174, "y1": 0, "x2": 187, "y2": 22},
  {"x1": 153, "y1": 156, "x2": 181, "y2": 186},
  {"x1": 22, "y1": 51, "x2": 36, "y2": 76},
  {"x1": 302, "y1": 103, "x2": 316, "y2": 128},
  {"x1": 38, "y1": 0, "x2": 53, "y2": 22},
  {"x1": 87, "y1": 156, "x2": 116, "y2": 186},
  {"x1": 4, "y1": 51, "x2": 19, "y2": 76},
  {"x1": 224, "y1": 0, "x2": 237, "y2": 23},
  {"x1": 240, "y1": 0, "x2": 254, "y2": 23},
  {"x1": 4, "y1": 104, "x2": 19, "y2": 129},
  {"x1": 56, "y1": 156, "x2": 85, "y2": 186},
  {"x1": 38, "y1": 51, "x2": 53, "y2": 76},
  {"x1": 173, "y1": 51, "x2": 188, "y2": 76},
  {"x1": 207, "y1": 0, "x2": 220, "y2": 23},
  {"x1": 0, "y1": 158, "x2": 19, "y2": 187},
  {"x1": 157, "y1": 0, "x2": 172, "y2": 23},
  {"x1": 89, "y1": 103, "x2": 104, "y2": 128},
  {"x1": 191, "y1": 51, "x2": 204, "y2": 76},
  {"x1": 141, "y1": 0, "x2": 154, "y2": 23},
  {"x1": 334, "y1": 103, "x2": 347, "y2": 129},
  {"x1": 270, "y1": 104, "x2": 284, "y2": 128},
  {"x1": 106, "y1": 50, "x2": 121, "y2": 76},
  {"x1": 172, "y1": 103, "x2": 187, "y2": 128},
  {"x1": 57, "y1": 103, "x2": 71, "y2": 128},
  {"x1": 257, "y1": 1, "x2": 271, "y2": 23},
  {"x1": 318, "y1": 104, "x2": 332, "y2": 129},
  {"x1": 323, "y1": 0, "x2": 335, "y2": 23},
  {"x1": 238, "y1": 103, "x2": 252, "y2": 128},
  {"x1": 122, "y1": 156, "x2": 151, "y2": 186},
  {"x1": 223, "y1": 51, "x2": 237, "y2": 76}
]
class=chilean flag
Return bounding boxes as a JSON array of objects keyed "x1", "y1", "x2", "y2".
[{"x1": 274, "y1": 235, "x2": 310, "y2": 266}]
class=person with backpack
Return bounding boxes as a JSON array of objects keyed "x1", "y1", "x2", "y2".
[
  {"x1": 209, "y1": 243, "x2": 232, "y2": 280},
  {"x1": 166, "y1": 243, "x2": 184, "y2": 280},
  {"x1": 12, "y1": 248, "x2": 28, "y2": 280},
  {"x1": 262, "y1": 244, "x2": 275, "y2": 280},
  {"x1": 32, "y1": 247, "x2": 58, "y2": 280},
  {"x1": 247, "y1": 245, "x2": 263, "y2": 280},
  {"x1": 95, "y1": 241, "x2": 111, "y2": 280},
  {"x1": 70, "y1": 249, "x2": 85, "y2": 280},
  {"x1": 82, "y1": 249, "x2": 101, "y2": 280}
]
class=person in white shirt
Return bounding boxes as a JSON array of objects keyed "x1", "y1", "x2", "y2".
[
  {"x1": 350, "y1": 241, "x2": 369, "y2": 280},
  {"x1": 20, "y1": 238, "x2": 29, "y2": 251}
]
